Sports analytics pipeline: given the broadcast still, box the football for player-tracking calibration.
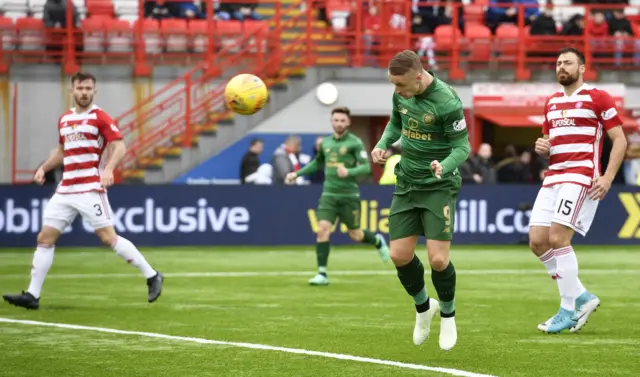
[224,74,269,116]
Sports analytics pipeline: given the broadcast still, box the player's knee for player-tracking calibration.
[389,247,413,266]
[348,230,362,242]
[548,230,571,250]
[316,222,332,242]
[95,227,118,247]
[36,231,57,246]
[529,237,549,254]
[429,253,449,272]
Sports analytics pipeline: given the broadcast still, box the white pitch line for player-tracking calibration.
[0,318,498,377]
[1,269,639,280]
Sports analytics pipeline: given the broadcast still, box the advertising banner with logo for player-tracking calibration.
[472,83,626,108]
[0,185,638,247]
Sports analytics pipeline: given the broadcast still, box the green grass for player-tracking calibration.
[0,246,639,377]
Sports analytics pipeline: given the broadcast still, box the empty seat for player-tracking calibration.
[132,18,161,54]
[16,17,44,50]
[82,17,105,52]
[495,24,520,57]
[0,16,16,50]
[465,23,492,60]
[434,25,462,50]
[188,19,208,53]
[161,19,188,52]
[86,0,115,17]
[106,18,132,52]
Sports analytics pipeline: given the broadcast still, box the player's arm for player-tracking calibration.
[535,99,551,158]
[39,145,64,172]
[597,92,627,182]
[374,95,402,150]
[293,145,324,178]
[440,102,471,175]
[99,115,125,172]
[346,141,372,177]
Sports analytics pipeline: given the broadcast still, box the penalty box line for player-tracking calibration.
[1,269,639,280]
[0,317,498,377]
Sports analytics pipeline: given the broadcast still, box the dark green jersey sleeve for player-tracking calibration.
[375,95,402,150]
[347,140,372,177]
[296,142,325,177]
[439,100,471,175]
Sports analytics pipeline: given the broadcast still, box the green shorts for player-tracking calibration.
[388,178,460,241]
[316,195,361,230]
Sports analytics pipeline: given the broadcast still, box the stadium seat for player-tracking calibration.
[326,0,351,30]
[495,24,519,58]
[86,0,115,17]
[132,18,161,54]
[465,23,492,60]
[161,19,188,52]
[434,25,462,50]
[464,4,485,25]
[82,17,106,52]
[188,20,208,53]
[106,18,132,52]
[0,16,15,50]
[217,21,243,51]
[16,17,44,51]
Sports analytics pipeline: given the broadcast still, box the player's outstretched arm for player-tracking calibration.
[287,148,325,182]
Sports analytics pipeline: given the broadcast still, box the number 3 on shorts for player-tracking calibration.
[557,199,573,216]
[94,204,103,217]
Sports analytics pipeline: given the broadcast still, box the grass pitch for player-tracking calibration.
[0,246,638,377]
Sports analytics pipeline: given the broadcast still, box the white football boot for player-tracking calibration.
[439,315,457,351]
[413,298,439,345]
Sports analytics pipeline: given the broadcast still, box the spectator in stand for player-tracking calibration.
[412,13,438,69]
[587,10,609,56]
[486,0,539,33]
[218,2,263,21]
[43,0,78,28]
[530,6,557,36]
[608,9,639,65]
[561,14,584,36]
[459,143,497,184]
[624,128,640,185]
[271,135,303,185]
[240,138,264,184]
[363,4,381,64]
[145,0,171,19]
[174,1,205,19]
[496,145,532,183]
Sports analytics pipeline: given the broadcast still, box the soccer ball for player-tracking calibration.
[224,74,268,116]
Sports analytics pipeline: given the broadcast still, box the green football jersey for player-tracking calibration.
[296,132,371,197]
[375,72,469,186]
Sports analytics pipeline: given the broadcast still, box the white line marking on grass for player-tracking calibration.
[0,318,497,377]
[1,269,639,280]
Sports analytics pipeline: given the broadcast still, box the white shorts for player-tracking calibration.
[43,191,114,232]
[529,183,599,236]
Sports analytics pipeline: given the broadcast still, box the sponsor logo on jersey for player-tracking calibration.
[399,108,408,114]
[65,133,88,142]
[551,118,576,127]
[339,146,347,155]
[602,108,617,121]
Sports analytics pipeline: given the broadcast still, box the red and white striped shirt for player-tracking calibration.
[541,84,622,188]
[57,104,122,194]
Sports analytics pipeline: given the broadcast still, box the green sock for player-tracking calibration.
[316,242,330,274]
[361,230,379,248]
[431,262,456,315]
[396,255,428,305]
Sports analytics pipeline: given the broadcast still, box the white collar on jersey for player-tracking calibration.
[70,104,100,114]
[562,83,591,97]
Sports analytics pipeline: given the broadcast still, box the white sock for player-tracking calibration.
[111,236,157,279]
[554,246,580,311]
[27,244,55,299]
[538,248,556,277]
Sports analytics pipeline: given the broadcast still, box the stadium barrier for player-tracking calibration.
[1,185,639,247]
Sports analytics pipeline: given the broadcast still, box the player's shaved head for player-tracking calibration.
[388,50,423,76]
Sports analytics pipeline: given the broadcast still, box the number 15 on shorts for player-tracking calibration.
[557,199,574,216]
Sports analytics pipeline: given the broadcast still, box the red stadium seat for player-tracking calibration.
[464,5,484,25]
[161,19,188,52]
[216,20,242,35]
[188,20,207,35]
[82,17,105,32]
[434,25,461,49]
[132,18,161,54]
[465,24,492,60]
[16,17,44,51]
[82,17,106,52]
[0,16,16,50]
[189,20,208,53]
[86,0,115,17]
[495,24,519,57]
[105,19,132,52]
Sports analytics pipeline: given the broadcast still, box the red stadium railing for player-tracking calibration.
[2,0,640,74]
[9,0,640,182]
